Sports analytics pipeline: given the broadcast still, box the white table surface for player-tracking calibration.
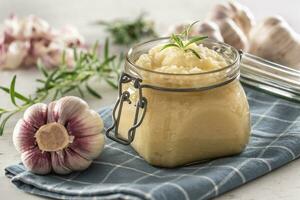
[1,0,300,199]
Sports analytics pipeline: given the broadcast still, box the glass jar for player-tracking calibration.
[106,38,251,168]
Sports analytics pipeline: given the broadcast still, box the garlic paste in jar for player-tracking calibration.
[116,38,250,167]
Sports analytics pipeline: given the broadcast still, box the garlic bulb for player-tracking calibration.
[13,96,105,175]
[248,16,300,68]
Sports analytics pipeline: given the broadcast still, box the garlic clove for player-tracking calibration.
[67,109,104,137]
[0,41,29,69]
[208,4,231,21]
[23,103,47,129]
[69,133,105,160]
[216,18,248,50]
[197,21,224,42]
[54,96,89,125]
[208,2,255,37]
[228,1,255,36]
[47,101,58,123]
[64,148,92,171]
[13,119,37,153]
[51,151,72,174]
[21,147,52,175]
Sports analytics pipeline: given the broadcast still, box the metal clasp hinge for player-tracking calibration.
[105,73,147,145]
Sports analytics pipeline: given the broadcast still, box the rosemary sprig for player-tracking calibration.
[161,22,208,59]
[96,14,157,45]
[0,38,121,136]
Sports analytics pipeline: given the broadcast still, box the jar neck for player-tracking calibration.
[124,37,241,91]
[124,60,240,92]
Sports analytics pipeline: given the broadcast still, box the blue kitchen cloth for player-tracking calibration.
[5,86,300,200]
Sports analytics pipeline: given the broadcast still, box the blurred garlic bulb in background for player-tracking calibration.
[0,15,85,70]
[248,16,300,69]
[13,96,105,175]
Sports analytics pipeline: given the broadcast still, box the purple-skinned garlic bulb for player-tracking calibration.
[13,96,105,175]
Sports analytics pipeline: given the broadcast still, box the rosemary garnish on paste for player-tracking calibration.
[161,21,208,59]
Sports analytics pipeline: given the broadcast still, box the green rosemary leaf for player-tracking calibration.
[37,60,48,77]
[185,48,201,59]
[0,112,16,136]
[73,48,78,61]
[61,50,66,65]
[86,83,102,99]
[52,89,60,101]
[62,85,77,95]
[184,20,200,38]
[184,36,208,48]
[92,40,99,55]
[36,79,46,84]
[77,86,84,98]
[105,78,118,89]
[98,55,116,71]
[97,14,157,45]
[9,75,18,107]
[45,68,59,89]
[160,43,180,51]
[104,38,109,60]
[171,34,184,48]
[0,86,31,103]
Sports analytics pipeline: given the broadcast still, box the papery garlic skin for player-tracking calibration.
[13,96,105,175]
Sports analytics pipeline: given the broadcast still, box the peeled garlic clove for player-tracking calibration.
[216,18,248,50]
[13,96,105,175]
[21,147,52,175]
[197,21,224,42]
[248,16,300,68]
